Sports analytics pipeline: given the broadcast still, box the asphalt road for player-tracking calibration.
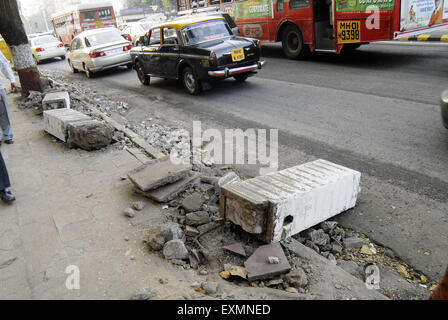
[39,41,448,282]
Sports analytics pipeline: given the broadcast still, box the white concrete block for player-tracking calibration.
[221,159,361,243]
[43,108,90,142]
[42,91,70,110]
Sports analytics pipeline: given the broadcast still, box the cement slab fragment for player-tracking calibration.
[244,242,291,281]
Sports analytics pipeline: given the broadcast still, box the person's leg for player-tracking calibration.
[0,149,15,203]
[0,88,13,142]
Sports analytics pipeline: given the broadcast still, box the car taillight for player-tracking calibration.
[57,43,64,48]
[123,44,133,51]
[88,51,106,58]
[36,47,45,52]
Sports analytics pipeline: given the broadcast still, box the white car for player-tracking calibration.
[121,21,154,45]
[30,34,66,64]
[67,28,133,78]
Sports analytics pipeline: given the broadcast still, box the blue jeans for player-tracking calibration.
[0,88,13,141]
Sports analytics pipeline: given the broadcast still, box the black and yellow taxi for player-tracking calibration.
[129,16,266,94]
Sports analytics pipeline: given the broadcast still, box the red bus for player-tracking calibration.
[176,0,448,59]
[51,2,117,46]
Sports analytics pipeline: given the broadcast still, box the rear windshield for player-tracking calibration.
[85,31,124,47]
[181,20,231,45]
[32,35,58,45]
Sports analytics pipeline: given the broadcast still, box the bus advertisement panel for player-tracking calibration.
[400,0,448,32]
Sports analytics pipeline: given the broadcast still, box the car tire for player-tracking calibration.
[68,60,78,73]
[60,55,66,60]
[136,61,150,85]
[182,66,201,95]
[282,25,309,60]
[84,64,94,78]
[233,73,249,82]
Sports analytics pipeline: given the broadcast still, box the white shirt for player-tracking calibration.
[0,51,16,90]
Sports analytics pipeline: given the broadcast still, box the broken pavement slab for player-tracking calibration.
[244,242,291,281]
[282,238,388,300]
[136,172,200,203]
[222,242,246,257]
[42,91,70,110]
[128,156,191,192]
[43,108,91,142]
[220,159,361,243]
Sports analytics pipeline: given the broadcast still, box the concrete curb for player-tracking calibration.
[397,34,448,41]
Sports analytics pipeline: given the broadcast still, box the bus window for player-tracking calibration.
[277,0,284,12]
[289,0,310,10]
[98,9,112,19]
[81,11,96,21]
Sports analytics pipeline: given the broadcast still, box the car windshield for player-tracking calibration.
[32,35,58,45]
[181,20,231,45]
[85,31,124,47]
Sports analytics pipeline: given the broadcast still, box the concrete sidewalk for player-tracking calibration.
[0,93,206,299]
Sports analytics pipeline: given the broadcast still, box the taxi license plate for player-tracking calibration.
[231,48,244,62]
[337,20,360,43]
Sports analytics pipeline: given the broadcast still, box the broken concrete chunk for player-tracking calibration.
[124,208,136,218]
[185,225,200,237]
[221,159,361,243]
[201,282,219,295]
[182,192,204,212]
[128,156,191,192]
[222,242,246,257]
[285,267,308,289]
[43,108,91,142]
[67,120,114,150]
[136,172,199,203]
[305,240,320,253]
[163,239,188,260]
[267,256,280,264]
[133,201,145,211]
[197,221,222,234]
[331,243,343,255]
[309,229,330,246]
[147,223,183,251]
[244,242,291,281]
[320,221,338,233]
[185,211,210,226]
[42,91,70,111]
[343,237,364,249]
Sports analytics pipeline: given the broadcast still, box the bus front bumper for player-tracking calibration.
[208,60,266,77]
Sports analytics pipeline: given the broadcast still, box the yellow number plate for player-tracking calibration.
[95,20,105,27]
[231,48,244,62]
[337,20,361,43]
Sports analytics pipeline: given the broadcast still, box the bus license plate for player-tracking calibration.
[337,20,360,43]
[231,48,244,62]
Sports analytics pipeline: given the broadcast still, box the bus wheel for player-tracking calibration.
[68,60,78,73]
[282,25,308,60]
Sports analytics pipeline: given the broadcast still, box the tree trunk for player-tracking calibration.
[0,0,43,96]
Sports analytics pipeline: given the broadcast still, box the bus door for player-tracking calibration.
[313,0,335,50]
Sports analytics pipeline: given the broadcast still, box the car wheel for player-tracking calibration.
[282,25,309,60]
[60,55,66,60]
[84,64,94,78]
[68,60,78,73]
[233,73,249,82]
[182,67,201,95]
[136,61,150,85]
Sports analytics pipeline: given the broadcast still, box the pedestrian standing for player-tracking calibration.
[0,50,18,145]
[0,149,15,203]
